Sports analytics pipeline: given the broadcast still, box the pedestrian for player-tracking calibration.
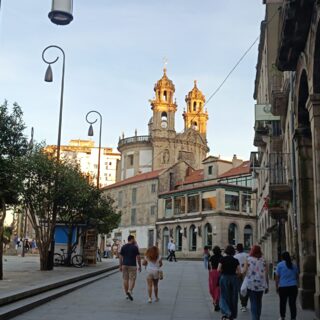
[167,239,177,262]
[218,245,241,320]
[142,245,163,303]
[234,243,249,312]
[208,245,222,311]
[275,251,299,320]
[243,245,269,320]
[119,235,142,301]
[203,245,210,269]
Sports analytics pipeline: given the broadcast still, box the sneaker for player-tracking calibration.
[241,306,247,312]
[126,292,133,301]
[155,297,160,302]
[148,298,152,303]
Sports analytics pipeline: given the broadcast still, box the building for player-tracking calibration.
[116,68,209,181]
[252,1,320,317]
[157,156,256,258]
[45,139,120,188]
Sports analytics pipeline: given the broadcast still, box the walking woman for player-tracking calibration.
[142,246,163,303]
[218,245,241,320]
[244,245,269,320]
[209,246,222,311]
[275,251,299,320]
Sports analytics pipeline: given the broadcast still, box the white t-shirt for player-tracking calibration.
[234,252,248,273]
[170,243,176,251]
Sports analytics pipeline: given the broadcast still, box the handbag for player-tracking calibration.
[240,276,248,296]
[158,270,164,280]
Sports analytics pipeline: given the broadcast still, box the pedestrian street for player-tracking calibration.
[10,261,313,320]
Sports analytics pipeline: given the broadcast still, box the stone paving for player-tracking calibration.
[0,255,118,299]
[5,259,315,320]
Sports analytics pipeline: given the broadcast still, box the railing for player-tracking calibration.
[269,153,291,185]
[118,135,150,147]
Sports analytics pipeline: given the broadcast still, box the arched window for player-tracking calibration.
[193,101,197,111]
[204,223,213,247]
[189,225,197,251]
[163,227,169,256]
[161,112,168,121]
[163,90,167,101]
[175,226,182,251]
[244,225,253,251]
[228,223,238,245]
[192,121,198,130]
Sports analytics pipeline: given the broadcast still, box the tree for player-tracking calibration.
[19,147,120,269]
[0,101,28,280]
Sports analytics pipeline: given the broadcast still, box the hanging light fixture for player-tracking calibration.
[48,0,73,25]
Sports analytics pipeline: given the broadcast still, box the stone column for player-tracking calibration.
[307,95,320,317]
[198,192,202,213]
[185,195,188,213]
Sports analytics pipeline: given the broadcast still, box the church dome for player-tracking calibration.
[185,80,205,102]
[154,68,175,92]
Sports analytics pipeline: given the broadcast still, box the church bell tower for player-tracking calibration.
[183,80,208,140]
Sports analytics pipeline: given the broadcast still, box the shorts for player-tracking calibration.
[122,266,137,281]
[146,270,159,280]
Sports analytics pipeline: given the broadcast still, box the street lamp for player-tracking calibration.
[85,110,102,189]
[42,45,66,161]
[48,0,73,25]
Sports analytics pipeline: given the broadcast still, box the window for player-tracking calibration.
[150,205,156,216]
[175,226,182,251]
[188,194,199,213]
[128,154,134,166]
[151,183,156,193]
[225,191,239,211]
[163,228,170,255]
[189,225,197,251]
[165,198,172,217]
[118,191,123,208]
[163,90,167,101]
[202,191,217,211]
[204,223,213,247]
[148,229,154,248]
[244,225,253,251]
[193,101,197,111]
[131,208,136,225]
[109,161,112,165]
[161,111,168,121]
[132,188,137,205]
[242,193,252,213]
[228,223,238,245]
[174,196,185,214]
[208,166,213,175]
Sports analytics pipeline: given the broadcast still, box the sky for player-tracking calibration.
[0,1,265,160]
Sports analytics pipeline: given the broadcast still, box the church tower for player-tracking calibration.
[183,80,208,140]
[150,68,177,136]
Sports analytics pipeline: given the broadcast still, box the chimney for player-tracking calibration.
[232,154,243,168]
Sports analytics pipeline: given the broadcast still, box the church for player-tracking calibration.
[116,67,209,181]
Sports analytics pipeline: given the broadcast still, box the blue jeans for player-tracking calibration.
[219,274,238,319]
[248,289,264,320]
[203,255,209,269]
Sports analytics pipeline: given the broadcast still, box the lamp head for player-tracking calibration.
[48,0,73,25]
[44,65,53,82]
[88,124,94,137]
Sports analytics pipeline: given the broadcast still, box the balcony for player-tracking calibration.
[118,135,151,148]
[268,206,288,220]
[269,153,292,201]
[276,0,314,71]
[250,151,262,170]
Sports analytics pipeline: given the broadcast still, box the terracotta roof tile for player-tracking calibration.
[102,169,164,190]
[218,161,251,178]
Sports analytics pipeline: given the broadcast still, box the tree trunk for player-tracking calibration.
[66,226,73,266]
[39,246,50,270]
[0,200,6,280]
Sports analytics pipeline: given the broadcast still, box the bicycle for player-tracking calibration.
[53,248,84,268]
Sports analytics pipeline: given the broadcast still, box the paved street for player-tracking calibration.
[10,260,314,320]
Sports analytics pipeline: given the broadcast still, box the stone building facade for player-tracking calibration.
[157,157,256,258]
[252,1,320,317]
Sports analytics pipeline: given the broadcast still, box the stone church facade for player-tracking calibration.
[116,68,209,181]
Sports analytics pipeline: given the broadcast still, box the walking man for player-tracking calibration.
[167,240,177,262]
[234,243,249,312]
[119,235,142,301]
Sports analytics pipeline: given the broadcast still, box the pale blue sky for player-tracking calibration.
[0,1,265,160]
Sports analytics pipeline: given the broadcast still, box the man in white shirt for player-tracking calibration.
[234,243,248,312]
[167,240,177,262]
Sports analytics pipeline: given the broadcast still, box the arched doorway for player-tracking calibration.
[175,226,182,251]
[204,223,213,248]
[244,225,253,251]
[189,225,197,251]
[228,223,238,245]
[295,69,316,309]
[162,227,170,256]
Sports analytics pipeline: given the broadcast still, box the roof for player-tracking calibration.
[218,161,251,178]
[183,169,204,185]
[102,169,164,190]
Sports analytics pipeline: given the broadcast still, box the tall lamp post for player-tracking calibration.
[42,45,65,161]
[85,110,102,189]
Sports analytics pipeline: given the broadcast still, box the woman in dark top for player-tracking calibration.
[218,245,241,320]
[209,246,222,311]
